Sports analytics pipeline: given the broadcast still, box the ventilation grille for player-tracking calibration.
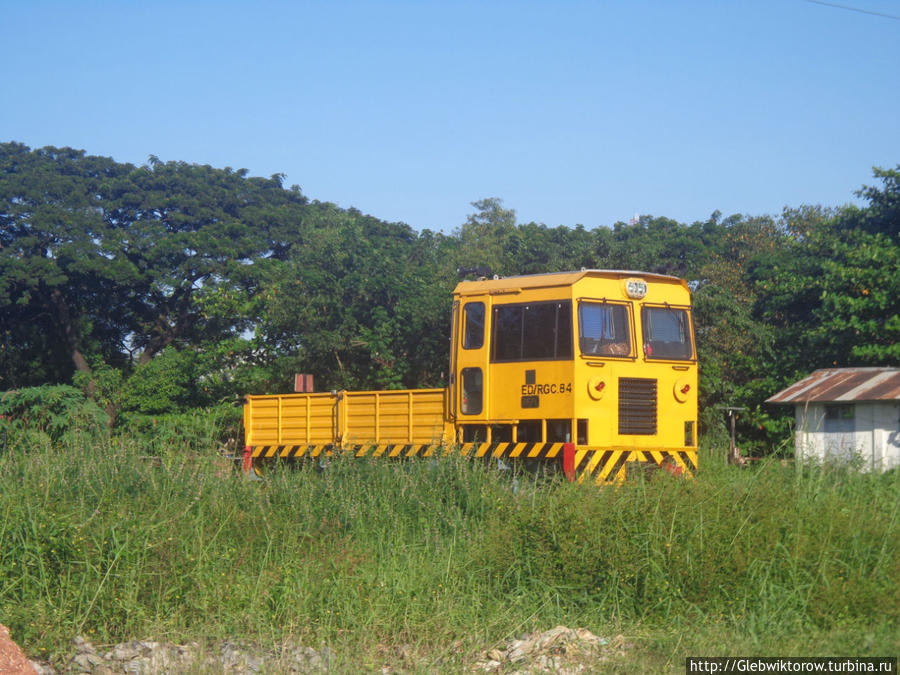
[618,378,657,435]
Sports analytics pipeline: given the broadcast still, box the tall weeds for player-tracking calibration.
[1,436,898,667]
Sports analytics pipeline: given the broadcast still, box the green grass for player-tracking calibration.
[1,432,898,672]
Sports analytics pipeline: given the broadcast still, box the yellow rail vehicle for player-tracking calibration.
[243,269,698,482]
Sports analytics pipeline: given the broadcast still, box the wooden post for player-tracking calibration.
[718,406,747,466]
[729,409,737,464]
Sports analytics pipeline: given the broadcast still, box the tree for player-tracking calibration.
[503,222,596,274]
[0,143,132,388]
[456,198,517,276]
[0,144,309,418]
[256,203,453,391]
[854,166,900,237]
[601,215,716,278]
[754,199,900,370]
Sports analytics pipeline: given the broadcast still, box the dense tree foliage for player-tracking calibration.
[2,142,897,449]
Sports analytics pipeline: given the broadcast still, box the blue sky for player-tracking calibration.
[4,1,899,232]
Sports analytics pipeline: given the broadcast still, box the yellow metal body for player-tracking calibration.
[243,269,698,482]
[244,389,449,457]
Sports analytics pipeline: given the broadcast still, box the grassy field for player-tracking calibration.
[1,431,898,672]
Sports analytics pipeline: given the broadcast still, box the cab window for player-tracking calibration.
[491,301,572,362]
[641,306,694,360]
[460,367,483,414]
[463,302,485,349]
[579,301,631,357]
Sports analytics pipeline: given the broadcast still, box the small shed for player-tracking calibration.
[766,368,900,471]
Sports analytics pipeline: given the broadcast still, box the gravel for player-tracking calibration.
[14,625,626,674]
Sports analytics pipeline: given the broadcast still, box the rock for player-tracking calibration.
[288,644,334,671]
[17,625,627,674]
[22,635,341,674]
[488,648,506,662]
[71,637,93,653]
[29,662,57,675]
[506,638,534,662]
[477,625,626,674]
[73,650,107,670]
[103,642,141,662]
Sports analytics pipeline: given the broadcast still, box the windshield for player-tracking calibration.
[641,306,694,360]
[579,302,631,357]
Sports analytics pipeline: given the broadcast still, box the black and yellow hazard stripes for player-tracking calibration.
[458,442,567,460]
[246,442,697,482]
[249,442,568,461]
[250,444,440,460]
[570,447,697,483]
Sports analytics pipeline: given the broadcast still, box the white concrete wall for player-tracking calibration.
[794,401,900,472]
[795,403,825,462]
[855,403,875,469]
[873,402,900,471]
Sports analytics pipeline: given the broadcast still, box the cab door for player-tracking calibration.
[448,300,459,419]
[454,297,490,437]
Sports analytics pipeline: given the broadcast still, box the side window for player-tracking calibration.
[461,367,483,415]
[579,302,631,356]
[825,404,854,421]
[641,306,694,360]
[463,302,485,349]
[491,301,572,362]
[493,305,522,360]
[523,303,556,358]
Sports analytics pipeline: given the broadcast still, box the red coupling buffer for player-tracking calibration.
[563,442,575,482]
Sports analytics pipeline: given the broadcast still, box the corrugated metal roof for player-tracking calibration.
[766,368,900,404]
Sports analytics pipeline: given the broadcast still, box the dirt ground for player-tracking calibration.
[0,624,37,674]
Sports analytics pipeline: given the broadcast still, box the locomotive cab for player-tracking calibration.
[450,270,698,479]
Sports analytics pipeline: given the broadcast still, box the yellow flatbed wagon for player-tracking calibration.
[243,269,698,482]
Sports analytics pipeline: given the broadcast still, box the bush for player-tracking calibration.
[114,402,242,454]
[0,385,108,450]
